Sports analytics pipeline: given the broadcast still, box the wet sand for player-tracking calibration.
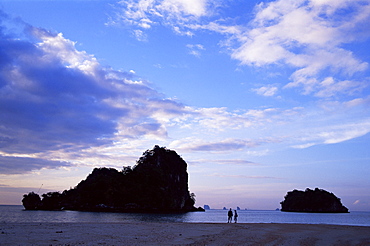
[1,222,369,245]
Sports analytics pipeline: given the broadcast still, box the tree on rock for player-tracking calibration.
[22,192,41,210]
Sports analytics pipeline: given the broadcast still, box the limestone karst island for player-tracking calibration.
[280,188,349,213]
[22,146,204,213]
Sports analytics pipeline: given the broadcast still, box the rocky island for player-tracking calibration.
[280,188,349,213]
[22,146,204,213]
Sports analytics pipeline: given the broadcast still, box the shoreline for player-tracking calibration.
[1,222,370,245]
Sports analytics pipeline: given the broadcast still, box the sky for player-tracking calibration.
[0,0,369,211]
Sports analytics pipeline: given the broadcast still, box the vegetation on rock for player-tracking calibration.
[280,188,349,213]
[22,146,203,213]
[22,192,41,210]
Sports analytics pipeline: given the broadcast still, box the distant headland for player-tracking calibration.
[22,146,204,213]
[280,188,349,213]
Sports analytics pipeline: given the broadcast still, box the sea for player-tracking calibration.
[1,205,369,226]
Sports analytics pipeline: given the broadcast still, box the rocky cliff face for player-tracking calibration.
[280,188,349,213]
[22,146,202,212]
[132,145,195,211]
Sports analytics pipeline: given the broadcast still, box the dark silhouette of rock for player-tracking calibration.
[204,205,210,210]
[280,188,349,213]
[131,145,195,212]
[22,146,203,213]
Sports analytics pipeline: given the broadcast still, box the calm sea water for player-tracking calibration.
[1,205,369,226]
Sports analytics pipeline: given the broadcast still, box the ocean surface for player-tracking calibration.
[1,205,369,226]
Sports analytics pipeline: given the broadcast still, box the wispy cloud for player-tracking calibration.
[109,0,214,36]
[170,137,279,153]
[189,139,261,152]
[186,44,205,57]
[170,100,370,151]
[230,0,370,97]
[181,106,284,132]
[209,173,282,180]
[113,0,370,97]
[188,159,259,167]
[252,85,278,97]
[289,111,370,148]
[0,156,71,174]
[208,159,259,166]
[318,121,370,144]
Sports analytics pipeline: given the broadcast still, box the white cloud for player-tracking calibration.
[186,44,204,50]
[353,199,361,205]
[319,122,370,144]
[182,107,284,132]
[191,159,259,166]
[111,0,213,36]
[314,77,367,98]
[33,30,100,76]
[132,29,147,41]
[169,100,370,152]
[186,44,205,57]
[344,96,370,108]
[169,135,280,154]
[231,0,370,97]
[253,85,278,96]
[209,173,281,180]
[291,143,316,149]
[113,0,370,97]
[289,118,370,148]
[285,48,368,95]
[158,0,208,17]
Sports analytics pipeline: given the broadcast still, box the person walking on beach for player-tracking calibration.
[234,210,238,223]
[227,208,233,223]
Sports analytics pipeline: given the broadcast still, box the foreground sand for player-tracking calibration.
[1,222,369,246]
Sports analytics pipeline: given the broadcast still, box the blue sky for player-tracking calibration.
[0,0,369,211]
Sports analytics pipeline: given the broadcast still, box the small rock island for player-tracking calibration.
[22,146,204,213]
[280,188,349,213]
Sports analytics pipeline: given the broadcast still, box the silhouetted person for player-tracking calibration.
[234,210,238,223]
[227,208,233,223]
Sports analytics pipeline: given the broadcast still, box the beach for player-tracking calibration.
[1,222,369,245]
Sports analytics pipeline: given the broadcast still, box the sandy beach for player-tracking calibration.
[1,222,369,245]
